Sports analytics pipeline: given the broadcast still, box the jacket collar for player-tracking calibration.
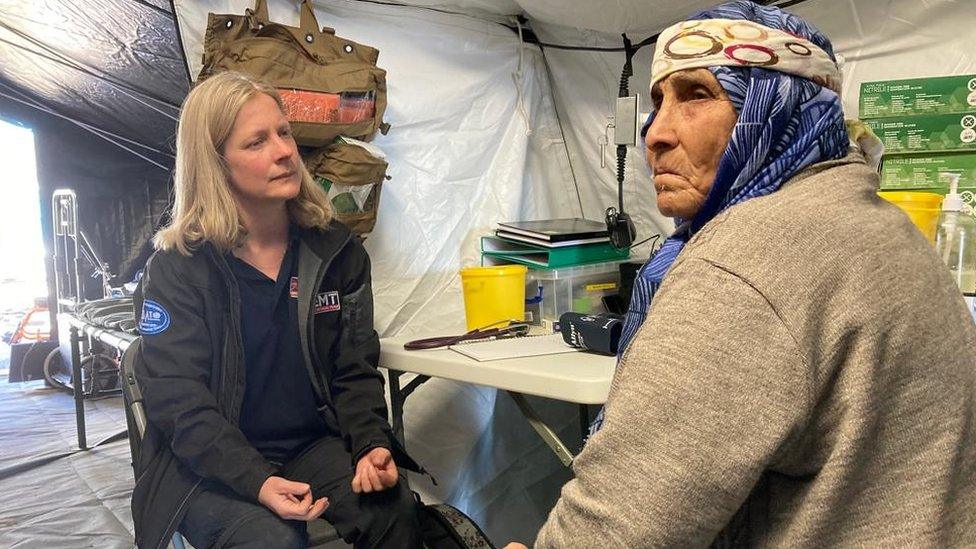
[192,220,353,287]
[297,219,353,262]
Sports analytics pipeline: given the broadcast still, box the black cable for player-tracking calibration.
[768,0,813,10]
[126,0,172,16]
[627,233,661,252]
[518,0,812,52]
[616,34,636,213]
[537,43,629,52]
[616,145,626,211]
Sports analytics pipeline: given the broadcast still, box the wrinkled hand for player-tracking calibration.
[504,543,528,549]
[352,447,398,493]
[258,476,328,521]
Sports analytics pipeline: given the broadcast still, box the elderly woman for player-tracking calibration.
[510,1,976,547]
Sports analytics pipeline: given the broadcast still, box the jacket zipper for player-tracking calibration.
[303,236,435,482]
[304,233,349,381]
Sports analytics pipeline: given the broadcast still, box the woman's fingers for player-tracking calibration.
[351,460,397,493]
[283,494,328,521]
[296,488,313,509]
[377,465,398,488]
[351,467,364,493]
[301,497,329,521]
[370,448,392,467]
[366,463,383,492]
[279,479,312,498]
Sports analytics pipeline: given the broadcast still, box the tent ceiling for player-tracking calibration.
[0,0,787,160]
[380,0,724,36]
[0,0,188,166]
[0,0,751,164]
[0,0,721,289]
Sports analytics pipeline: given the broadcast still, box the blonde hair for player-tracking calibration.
[154,71,333,255]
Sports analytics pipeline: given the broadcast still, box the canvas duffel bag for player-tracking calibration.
[199,0,389,146]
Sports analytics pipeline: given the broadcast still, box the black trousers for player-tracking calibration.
[178,436,422,549]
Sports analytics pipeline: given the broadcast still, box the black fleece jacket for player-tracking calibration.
[130,221,420,549]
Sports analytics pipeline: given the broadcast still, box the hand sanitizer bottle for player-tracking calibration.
[934,174,976,317]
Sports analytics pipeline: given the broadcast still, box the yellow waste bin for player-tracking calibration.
[878,191,943,243]
[459,265,527,331]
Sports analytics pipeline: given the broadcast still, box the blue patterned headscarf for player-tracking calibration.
[591,1,848,434]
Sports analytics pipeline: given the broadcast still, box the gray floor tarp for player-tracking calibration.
[0,372,582,548]
[0,381,134,548]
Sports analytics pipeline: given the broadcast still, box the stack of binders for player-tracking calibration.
[481,218,629,269]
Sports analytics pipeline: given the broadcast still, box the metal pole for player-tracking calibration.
[51,193,63,314]
[69,193,82,304]
[70,325,87,449]
[508,391,575,467]
[52,190,83,309]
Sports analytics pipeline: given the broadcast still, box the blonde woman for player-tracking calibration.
[130,72,423,549]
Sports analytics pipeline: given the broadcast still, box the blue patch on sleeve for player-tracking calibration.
[138,300,171,335]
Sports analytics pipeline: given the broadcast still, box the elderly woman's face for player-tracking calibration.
[645,68,737,219]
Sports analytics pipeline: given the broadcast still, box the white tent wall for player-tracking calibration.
[789,0,976,116]
[174,0,582,337]
[169,0,976,545]
[532,0,976,259]
[529,23,671,259]
[173,0,589,544]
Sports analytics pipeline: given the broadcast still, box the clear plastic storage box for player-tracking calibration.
[524,261,623,325]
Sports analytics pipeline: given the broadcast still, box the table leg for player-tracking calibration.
[387,370,430,450]
[389,370,405,446]
[578,404,590,450]
[70,326,87,450]
[507,391,575,467]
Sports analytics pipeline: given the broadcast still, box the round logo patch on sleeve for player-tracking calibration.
[138,300,171,335]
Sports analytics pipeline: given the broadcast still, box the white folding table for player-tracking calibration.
[379,336,615,465]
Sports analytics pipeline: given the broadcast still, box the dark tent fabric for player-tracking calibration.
[0,0,189,301]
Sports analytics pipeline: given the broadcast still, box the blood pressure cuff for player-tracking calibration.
[558,312,623,356]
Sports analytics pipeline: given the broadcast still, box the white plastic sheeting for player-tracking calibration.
[533,0,976,283]
[376,0,722,35]
[174,1,581,338]
[791,0,976,117]
[528,25,672,256]
[170,0,976,544]
[173,0,586,543]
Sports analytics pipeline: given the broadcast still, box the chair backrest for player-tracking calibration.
[119,338,146,467]
[119,338,190,549]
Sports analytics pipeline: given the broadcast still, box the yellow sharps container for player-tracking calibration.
[459,265,527,331]
[878,191,943,243]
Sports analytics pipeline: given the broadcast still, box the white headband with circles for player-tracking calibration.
[651,18,841,93]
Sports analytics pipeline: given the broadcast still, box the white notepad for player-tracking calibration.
[449,333,578,362]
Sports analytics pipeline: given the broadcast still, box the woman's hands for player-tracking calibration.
[257,446,397,522]
[258,476,328,521]
[352,447,398,493]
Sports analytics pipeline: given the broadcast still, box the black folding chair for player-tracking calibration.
[120,339,346,548]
